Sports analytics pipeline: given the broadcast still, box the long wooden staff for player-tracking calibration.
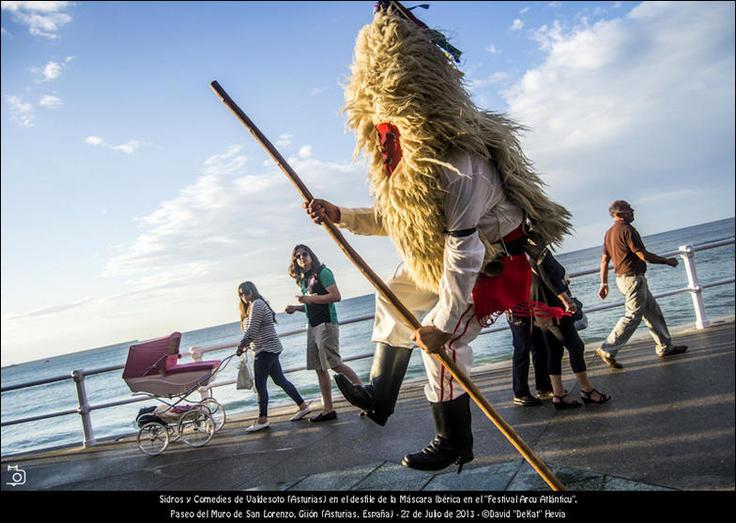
[210,80,564,491]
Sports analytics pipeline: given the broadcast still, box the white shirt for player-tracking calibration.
[338,150,523,333]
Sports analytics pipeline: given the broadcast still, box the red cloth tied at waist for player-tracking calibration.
[471,229,569,326]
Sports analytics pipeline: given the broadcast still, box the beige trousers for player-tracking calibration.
[601,274,672,355]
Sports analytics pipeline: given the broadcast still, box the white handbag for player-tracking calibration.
[236,353,254,390]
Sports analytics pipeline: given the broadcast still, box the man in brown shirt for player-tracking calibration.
[596,200,687,369]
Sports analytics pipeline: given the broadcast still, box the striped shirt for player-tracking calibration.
[240,299,283,355]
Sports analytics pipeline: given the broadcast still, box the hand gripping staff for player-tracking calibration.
[210,80,565,491]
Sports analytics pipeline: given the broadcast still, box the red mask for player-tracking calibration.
[376,123,402,176]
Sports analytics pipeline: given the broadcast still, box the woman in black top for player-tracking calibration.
[528,247,611,409]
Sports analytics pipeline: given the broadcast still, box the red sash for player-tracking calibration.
[471,231,569,326]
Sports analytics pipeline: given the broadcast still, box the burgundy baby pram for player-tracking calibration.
[123,332,221,396]
[122,332,231,455]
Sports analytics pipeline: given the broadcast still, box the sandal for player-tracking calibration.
[581,388,611,405]
[552,394,581,410]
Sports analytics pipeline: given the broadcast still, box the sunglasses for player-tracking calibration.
[294,252,310,259]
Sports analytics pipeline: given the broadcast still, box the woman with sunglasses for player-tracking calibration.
[236,281,312,432]
[285,245,363,422]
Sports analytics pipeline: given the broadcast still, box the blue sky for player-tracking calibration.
[1,1,734,365]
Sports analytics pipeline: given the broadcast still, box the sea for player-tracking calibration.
[1,218,734,457]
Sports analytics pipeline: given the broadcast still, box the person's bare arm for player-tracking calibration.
[634,250,678,267]
[599,254,610,300]
[284,305,305,314]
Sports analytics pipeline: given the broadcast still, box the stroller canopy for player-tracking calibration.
[122,332,222,397]
[123,332,182,380]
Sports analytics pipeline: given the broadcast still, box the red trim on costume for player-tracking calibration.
[445,305,473,401]
[440,361,445,402]
[449,346,455,400]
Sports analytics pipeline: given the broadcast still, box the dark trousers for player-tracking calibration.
[541,317,587,375]
[510,317,552,397]
[253,351,304,417]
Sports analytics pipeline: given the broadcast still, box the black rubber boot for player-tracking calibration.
[401,394,474,473]
[334,343,412,426]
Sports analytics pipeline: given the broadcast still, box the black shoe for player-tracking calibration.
[309,411,337,423]
[657,345,688,358]
[552,394,582,410]
[401,435,473,472]
[402,395,473,474]
[334,374,375,411]
[334,344,411,427]
[580,388,611,405]
[513,395,542,407]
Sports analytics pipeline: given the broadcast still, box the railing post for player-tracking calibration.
[679,244,710,330]
[189,347,203,362]
[71,369,96,447]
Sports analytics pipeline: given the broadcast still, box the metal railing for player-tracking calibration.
[2,239,734,451]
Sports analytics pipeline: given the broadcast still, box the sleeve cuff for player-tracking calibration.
[336,207,357,230]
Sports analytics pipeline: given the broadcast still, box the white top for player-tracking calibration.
[338,150,523,334]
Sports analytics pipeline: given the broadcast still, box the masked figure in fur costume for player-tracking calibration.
[305,2,572,472]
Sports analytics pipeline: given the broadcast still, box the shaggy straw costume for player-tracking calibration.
[334,4,572,472]
[344,9,572,292]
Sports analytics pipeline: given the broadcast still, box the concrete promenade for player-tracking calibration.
[2,318,734,492]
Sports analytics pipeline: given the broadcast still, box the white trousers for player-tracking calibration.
[371,264,482,403]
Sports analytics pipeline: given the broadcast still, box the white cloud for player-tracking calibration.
[310,87,328,96]
[84,135,145,154]
[203,144,247,175]
[486,44,501,55]
[39,94,62,108]
[42,61,62,80]
[532,20,565,51]
[5,95,34,127]
[470,72,510,89]
[504,1,735,249]
[1,1,74,39]
[32,58,73,82]
[111,140,141,154]
[298,145,313,158]
[8,297,95,320]
[1,26,12,38]
[511,19,524,32]
[102,145,367,294]
[276,133,292,147]
[520,7,530,15]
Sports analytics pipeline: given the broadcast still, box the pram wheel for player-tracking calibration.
[201,398,227,432]
[178,407,215,448]
[137,421,170,456]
